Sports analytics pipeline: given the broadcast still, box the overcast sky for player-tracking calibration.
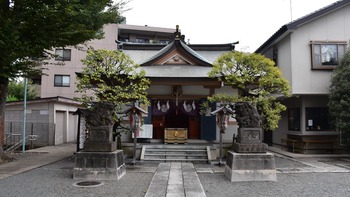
[123,0,339,52]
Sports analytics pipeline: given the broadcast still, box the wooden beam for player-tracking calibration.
[148,94,209,100]
[149,78,221,86]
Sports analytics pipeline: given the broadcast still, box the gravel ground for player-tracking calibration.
[0,157,153,197]
[193,155,311,169]
[199,173,350,197]
[1,152,48,163]
[1,155,350,197]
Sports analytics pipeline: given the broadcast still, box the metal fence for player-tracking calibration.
[4,121,55,146]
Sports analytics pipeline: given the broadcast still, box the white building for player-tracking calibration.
[256,0,350,153]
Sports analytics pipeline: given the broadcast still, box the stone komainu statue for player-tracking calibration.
[85,102,115,126]
[234,102,261,128]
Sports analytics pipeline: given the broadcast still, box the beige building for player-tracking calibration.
[5,97,81,146]
[32,24,177,99]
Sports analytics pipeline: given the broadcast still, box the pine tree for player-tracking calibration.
[207,51,291,131]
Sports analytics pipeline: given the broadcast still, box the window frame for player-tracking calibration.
[55,48,71,61]
[288,108,301,131]
[305,107,334,131]
[54,75,70,87]
[310,41,347,70]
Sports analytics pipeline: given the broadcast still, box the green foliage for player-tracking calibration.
[329,49,350,150]
[0,0,127,151]
[76,49,150,121]
[6,79,37,101]
[0,0,126,79]
[207,51,291,131]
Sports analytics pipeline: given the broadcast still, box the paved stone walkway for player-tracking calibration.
[145,162,206,197]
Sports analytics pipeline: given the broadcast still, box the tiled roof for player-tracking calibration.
[140,39,212,67]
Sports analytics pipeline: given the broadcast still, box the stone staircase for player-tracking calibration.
[140,144,211,163]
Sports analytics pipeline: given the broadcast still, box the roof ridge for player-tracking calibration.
[287,0,348,28]
[140,39,213,67]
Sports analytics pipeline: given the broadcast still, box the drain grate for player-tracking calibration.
[73,181,104,188]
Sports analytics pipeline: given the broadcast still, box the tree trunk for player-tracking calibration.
[0,145,13,162]
[0,76,10,161]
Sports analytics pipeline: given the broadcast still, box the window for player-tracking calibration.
[160,40,169,44]
[118,36,129,42]
[135,38,149,43]
[288,108,300,131]
[305,107,334,131]
[310,41,347,70]
[54,75,70,87]
[55,49,71,61]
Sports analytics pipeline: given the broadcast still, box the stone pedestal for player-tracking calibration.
[225,151,277,182]
[233,142,268,153]
[234,128,267,153]
[84,125,117,152]
[73,150,126,180]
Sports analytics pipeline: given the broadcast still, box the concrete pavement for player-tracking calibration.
[0,143,76,180]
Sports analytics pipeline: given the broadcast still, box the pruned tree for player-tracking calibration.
[207,51,291,131]
[76,49,150,148]
[0,0,127,161]
[329,49,350,151]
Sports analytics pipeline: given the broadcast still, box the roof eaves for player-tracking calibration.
[255,25,289,53]
[179,41,212,67]
[6,96,81,106]
[287,0,350,29]
[140,41,175,66]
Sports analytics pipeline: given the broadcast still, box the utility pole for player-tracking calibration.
[290,0,293,21]
[22,78,27,153]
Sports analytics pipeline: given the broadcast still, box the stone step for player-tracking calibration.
[143,158,208,162]
[145,150,206,153]
[144,153,207,157]
[141,145,210,163]
[144,155,207,159]
[143,145,208,149]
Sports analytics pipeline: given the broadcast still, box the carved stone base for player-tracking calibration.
[73,150,126,180]
[84,125,116,152]
[233,142,268,153]
[84,141,117,152]
[225,151,277,182]
[237,128,263,144]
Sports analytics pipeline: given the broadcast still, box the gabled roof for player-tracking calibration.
[255,0,350,53]
[119,26,237,78]
[140,39,213,67]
